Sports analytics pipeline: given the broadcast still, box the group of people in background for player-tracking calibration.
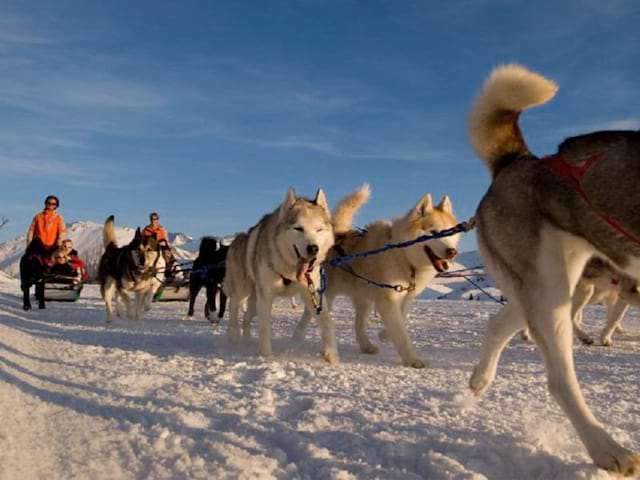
[24,195,171,292]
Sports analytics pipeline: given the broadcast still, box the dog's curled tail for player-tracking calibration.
[469,64,558,177]
[103,215,117,249]
[333,184,371,234]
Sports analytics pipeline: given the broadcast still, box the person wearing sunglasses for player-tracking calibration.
[47,247,81,284]
[142,212,169,243]
[26,195,66,253]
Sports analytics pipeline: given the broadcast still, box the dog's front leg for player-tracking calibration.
[292,306,313,342]
[255,287,274,357]
[242,294,256,340]
[571,283,595,345]
[469,302,525,395]
[377,298,424,368]
[309,294,339,364]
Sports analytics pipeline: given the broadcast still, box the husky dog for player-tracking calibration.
[223,188,338,362]
[294,185,460,367]
[571,258,640,346]
[467,64,640,474]
[188,236,228,322]
[99,215,164,322]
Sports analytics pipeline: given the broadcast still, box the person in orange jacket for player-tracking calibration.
[26,195,65,254]
[143,212,168,243]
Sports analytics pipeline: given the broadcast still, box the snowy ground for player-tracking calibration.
[1,276,639,480]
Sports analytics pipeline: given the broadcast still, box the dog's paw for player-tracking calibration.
[405,358,428,369]
[590,441,640,476]
[322,349,340,365]
[601,336,613,347]
[615,325,626,334]
[469,366,492,397]
[359,342,379,355]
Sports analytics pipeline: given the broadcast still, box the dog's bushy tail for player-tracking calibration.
[333,184,370,234]
[103,215,117,249]
[469,64,558,177]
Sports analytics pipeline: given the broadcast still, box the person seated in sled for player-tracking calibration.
[47,248,82,284]
[143,212,174,278]
[61,238,88,282]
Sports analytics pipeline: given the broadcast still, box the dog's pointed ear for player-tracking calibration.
[279,187,297,221]
[313,188,329,213]
[135,228,142,240]
[410,193,433,218]
[437,195,453,214]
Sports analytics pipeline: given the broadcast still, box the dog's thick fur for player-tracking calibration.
[294,185,460,367]
[468,64,640,474]
[188,236,228,322]
[223,188,337,362]
[99,215,164,322]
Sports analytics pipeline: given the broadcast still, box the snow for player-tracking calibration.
[1,274,638,479]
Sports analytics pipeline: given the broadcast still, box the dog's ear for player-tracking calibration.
[410,193,433,218]
[279,187,297,221]
[313,188,329,213]
[437,195,453,214]
[134,228,142,240]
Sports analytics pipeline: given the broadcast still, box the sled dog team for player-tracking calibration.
[96,64,640,474]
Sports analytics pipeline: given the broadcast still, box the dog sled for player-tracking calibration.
[153,260,192,302]
[42,274,84,302]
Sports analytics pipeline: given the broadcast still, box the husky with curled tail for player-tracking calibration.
[468,64,640,474]
[294,184,460,368]
[222,188,338,363]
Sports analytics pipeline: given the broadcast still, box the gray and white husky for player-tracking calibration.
[294,185,460,368]
[99,215,164,322]
[222,188,338,363]
[467,64,640,474]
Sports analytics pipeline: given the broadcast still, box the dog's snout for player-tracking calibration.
[445,248,458,259]
[307,244,319,256]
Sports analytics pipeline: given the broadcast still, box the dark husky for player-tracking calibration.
[99,215,163,322]
[187,236,228,323]
[468,64,640,474]
[19,238,49,310]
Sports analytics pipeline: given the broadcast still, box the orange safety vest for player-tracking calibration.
[143,224,168,242]
[27,211,65,248]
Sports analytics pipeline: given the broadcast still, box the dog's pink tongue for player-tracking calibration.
[296,259,310,282]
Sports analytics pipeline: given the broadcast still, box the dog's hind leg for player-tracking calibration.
[470,301,526,395]
[571,283,595,345]
[216,288,227,322]
[205,283,217,321]
[354,299,377,354]
[227,295,246,341]
[188,281,201,317]
[520,234,639,474]
[377,298,424,368]
[242,294,256,340]
[103,280,116,323]
[600,300,629,347]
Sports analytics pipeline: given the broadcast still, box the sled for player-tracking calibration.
[153,260,192,302]
[42,274,84,302]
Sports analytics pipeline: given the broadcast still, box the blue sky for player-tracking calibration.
[1,0,638,252]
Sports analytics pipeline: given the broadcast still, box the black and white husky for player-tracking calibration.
[99,215,164,322]
[468,64,640,474]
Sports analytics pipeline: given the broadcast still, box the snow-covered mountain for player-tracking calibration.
[0,221,227,280]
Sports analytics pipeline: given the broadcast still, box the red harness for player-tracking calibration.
[544,152,640,246]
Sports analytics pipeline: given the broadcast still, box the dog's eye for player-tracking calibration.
[316,228,324,233]
[294,227,304,232]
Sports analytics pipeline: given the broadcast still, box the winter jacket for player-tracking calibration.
[27,211,65,248]
[143,224,168,242]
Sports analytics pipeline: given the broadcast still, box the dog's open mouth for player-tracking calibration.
[424,245,449,273]
[294,245,317,282]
